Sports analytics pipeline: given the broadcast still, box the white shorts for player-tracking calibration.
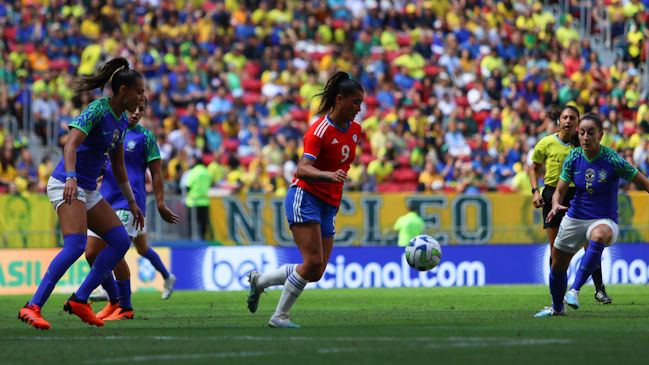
[88,209,146,239]
[47,176,103,211]
[554,216,619,254]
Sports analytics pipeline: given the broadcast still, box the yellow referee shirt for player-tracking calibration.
[531,133,575,187]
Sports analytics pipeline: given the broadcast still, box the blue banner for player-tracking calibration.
[170,244,649,291]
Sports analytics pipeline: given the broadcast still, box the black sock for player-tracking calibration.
[110,299,119,305]
[69,293,86,304]
[591,262,603,292]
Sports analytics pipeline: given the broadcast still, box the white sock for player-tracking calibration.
[258,264,297,290]
[272,271,308,318]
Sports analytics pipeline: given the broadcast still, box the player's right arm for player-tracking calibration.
[529,139,546,208]
[296,157,348,183]
[547,149,576,222]
[62,128,87,205]
[149,158,180,224]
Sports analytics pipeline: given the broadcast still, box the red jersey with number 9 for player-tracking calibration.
[293,115,361,207]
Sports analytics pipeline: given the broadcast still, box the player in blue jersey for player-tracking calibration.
[246,72,364,328]
[85,96,180,321]
[535,113,649,317]
[18,58,145,329]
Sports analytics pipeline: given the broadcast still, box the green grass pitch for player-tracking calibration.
[1,285,648,364]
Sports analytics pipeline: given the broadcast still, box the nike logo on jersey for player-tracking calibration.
[103,130,113,135]
[332,138,339,144]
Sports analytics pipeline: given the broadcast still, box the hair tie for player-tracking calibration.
[109,65,127,84]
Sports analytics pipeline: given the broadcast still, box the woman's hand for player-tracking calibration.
[63,178,78,205]
[129,200,145,230]
[532,190,544,208]
[545,203,568,223]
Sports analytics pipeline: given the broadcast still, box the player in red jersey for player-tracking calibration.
[246,71,364,328]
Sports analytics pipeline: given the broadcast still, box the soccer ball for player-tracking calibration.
[405,235,442,271]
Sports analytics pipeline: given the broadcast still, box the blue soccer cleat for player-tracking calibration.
[268,315,300,328]
[564,289,580,309]
[534,306,567,317]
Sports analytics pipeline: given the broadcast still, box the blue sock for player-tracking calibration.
[142,247,169,279]
[101,274,119,301]
[571,240,606,292]
[30,233,86,308]
[116,280,132,308]
[549,269,567,312]
[74,226,130,301]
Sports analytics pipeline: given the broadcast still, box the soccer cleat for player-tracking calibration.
[96,300,120,319]
[104,307,134,321]
[18,303,51,330]
[565,289,580,309]
[595,285,612,304]
[534,306,567,317]
[162,273,177,300]
[268,315,300,328]
[89,288,110,302]
[63,295,104,326]
[247,271,264,313]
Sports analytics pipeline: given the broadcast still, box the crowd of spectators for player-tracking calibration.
[2,0,649,198]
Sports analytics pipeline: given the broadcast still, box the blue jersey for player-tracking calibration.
[560,146,637,222]
[52,98,128,190]
[101,124,161,216]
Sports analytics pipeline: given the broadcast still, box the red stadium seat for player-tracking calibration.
[396,155,411,168]
[245,61,262,78]
[223,138,240,153]
[332,19,345,29]
[202,154,214,165]
[290,108,309,124]
[242,78,262,93]
[49,59,69,70]
[424,65,441,77]
[360,153,374,165]
[3,26,16,41]
[364,95,379,109]
[242,92,260,105]
[397,33,412,47]
[393,167,418,182]
[240,155,255,167]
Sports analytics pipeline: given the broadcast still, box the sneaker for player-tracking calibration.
[268,315,300,328]
[89,288,110,302]
[564,289,580,309]
[96,300,120,319]
[63,295,104,327]
[247,271,264,313]
[162,273,176,300]
[595,285,612,304]
[104,307,134,321]
[18,303,51,330]
[534,306,567,317]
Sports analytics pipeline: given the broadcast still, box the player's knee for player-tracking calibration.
[304,261,325,282]
[85,250,98,265]
[103,226,131,256]
[136,245,147,256]
[590,225,613,245]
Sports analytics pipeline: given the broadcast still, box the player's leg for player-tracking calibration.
[86,234,120,318]
[134,232,176,299]
[570,221,617,297]
[584,241,611,304]
[105,257,134,320]
[64,198,129,326]
[269,222,322,328]
[19,199,87,329]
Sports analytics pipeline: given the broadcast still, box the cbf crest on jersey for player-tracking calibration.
[598,169,608,182]
[126,139,137,152]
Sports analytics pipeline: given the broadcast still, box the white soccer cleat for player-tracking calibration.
[564,289,580,309]
[268,314,300,328]
[89,288,110,302]
[162,273,177,300]
[534,306,567,317]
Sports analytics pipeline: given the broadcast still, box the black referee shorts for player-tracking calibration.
[542,185,576,229]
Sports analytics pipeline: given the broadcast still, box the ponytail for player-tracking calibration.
[73,57,142,95]
[314,71,364,116]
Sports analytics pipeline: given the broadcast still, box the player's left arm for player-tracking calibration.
[110,143,144,229]
[631,171,649,192]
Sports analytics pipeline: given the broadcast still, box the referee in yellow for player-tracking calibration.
[529,105,611,304]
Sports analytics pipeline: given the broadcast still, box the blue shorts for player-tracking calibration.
[285,186,338,238]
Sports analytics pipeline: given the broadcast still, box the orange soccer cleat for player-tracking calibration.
[96,300,120,319]
[18,303,51,330]
[63,295,104,326]
[104,307,134,321]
